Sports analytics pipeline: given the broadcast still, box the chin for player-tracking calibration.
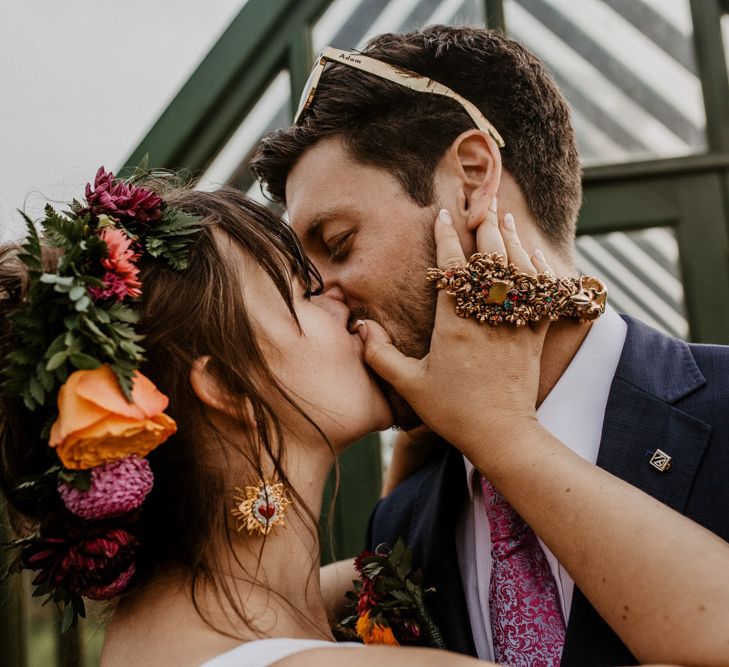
[375,376,422,431]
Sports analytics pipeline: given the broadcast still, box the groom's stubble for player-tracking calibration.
[350,207,439,430]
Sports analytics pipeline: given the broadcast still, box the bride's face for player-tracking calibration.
[241,251,393,449]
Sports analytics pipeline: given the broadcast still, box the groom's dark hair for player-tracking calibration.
[252,25,582,253]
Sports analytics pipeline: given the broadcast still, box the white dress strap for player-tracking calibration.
[200,638,361,667]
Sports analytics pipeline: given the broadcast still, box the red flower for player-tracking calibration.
[85,166,162,224]
[353,550,375,574]
[89,227,142,302]
[22,519,139,600]
[393,617,423,644]
[357,575,380,615]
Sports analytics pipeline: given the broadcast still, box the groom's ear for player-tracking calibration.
[446,129,502,231]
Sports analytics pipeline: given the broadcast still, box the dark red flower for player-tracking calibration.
[393,617,423,644]
[85,166,162,225]
[22,518,139,600]
[357,576,380,615]
[353,550,375,575]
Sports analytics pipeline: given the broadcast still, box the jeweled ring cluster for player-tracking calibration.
[426,252,607,327]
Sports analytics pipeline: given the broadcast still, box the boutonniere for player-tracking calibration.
[340,539,446,648]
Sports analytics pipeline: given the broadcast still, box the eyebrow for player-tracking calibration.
[299,206,358,242]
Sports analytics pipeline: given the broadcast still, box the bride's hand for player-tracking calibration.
[358,201,554,468]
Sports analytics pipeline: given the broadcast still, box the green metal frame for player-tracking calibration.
[5,0,729,664]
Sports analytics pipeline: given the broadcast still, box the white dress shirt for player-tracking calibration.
[455,306,628,661]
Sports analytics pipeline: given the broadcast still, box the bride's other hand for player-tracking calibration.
[358,201,552,469]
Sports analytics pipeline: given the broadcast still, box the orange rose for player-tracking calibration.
[49,365,176,470]
[355,611,399,646]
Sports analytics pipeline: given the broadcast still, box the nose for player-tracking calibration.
[316,263,343,293]
[324,285,346,304]
[314,288,350,326]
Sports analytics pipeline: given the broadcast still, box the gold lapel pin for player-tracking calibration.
[649,449,672,472]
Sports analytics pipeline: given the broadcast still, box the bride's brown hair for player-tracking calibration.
[0,184,332,636]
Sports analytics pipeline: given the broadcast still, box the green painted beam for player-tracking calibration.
[583,153,729,183]
[289,27,315,118]
[580,177,689,235]
[674,173,729,343]
[484,0,506,31]
[690,0,729,153]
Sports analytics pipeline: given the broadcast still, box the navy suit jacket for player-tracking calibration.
[366,316,729,665]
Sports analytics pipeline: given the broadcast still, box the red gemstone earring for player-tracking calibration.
[231,479,292,536]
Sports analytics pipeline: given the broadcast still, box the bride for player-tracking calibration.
[0,171,725,666]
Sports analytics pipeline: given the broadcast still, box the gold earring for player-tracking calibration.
[231,479,292,536]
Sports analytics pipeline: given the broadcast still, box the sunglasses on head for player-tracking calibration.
[294,46,506,149]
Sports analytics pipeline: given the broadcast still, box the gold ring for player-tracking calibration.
[426,252,607,326]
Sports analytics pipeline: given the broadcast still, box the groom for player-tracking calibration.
[252,26,729,665]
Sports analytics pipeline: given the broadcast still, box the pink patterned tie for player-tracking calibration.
[481,476,565,666]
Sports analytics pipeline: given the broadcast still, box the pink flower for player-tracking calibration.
[22,521,139,600]
[85,166,162,224]
[88,271,132,302]
[89,227,141,302]
[58,456,154,520]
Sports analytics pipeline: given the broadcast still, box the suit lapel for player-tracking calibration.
[562,316,712,664]
[408,445,477,656]
[594,316,711,512]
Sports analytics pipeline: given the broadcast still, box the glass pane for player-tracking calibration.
[313,0,485,54]
[576,226,689,339]
[504,0,707,167]
[197,70,291,205]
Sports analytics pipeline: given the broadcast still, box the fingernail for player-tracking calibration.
[503,213,515,230]
[534,249,546,263]
[489,196,497,213]
[438,209,453,225]
[356,319,368,341]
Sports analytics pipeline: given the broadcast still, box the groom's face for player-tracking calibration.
[286,137,440,428]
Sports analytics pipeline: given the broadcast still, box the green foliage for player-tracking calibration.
[342,539,447,649]
[0,164,202,630]
[144,208,201,270]
[0,206,146,406]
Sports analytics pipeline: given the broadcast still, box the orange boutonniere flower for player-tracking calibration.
[355,610,399,645]
[49,365,176,470]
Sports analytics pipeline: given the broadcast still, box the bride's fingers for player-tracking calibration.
[500,212,537,275]
[435,208,482,317]
[531,248,555,276]
[435,209,466,269]
[359,319,420,396]
[475,196,507,258]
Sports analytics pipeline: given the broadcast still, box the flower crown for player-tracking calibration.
[1,162,201,630]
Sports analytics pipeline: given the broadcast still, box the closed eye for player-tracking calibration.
[327,232,353,261]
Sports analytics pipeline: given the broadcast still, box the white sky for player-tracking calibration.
[0,1,246,242]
